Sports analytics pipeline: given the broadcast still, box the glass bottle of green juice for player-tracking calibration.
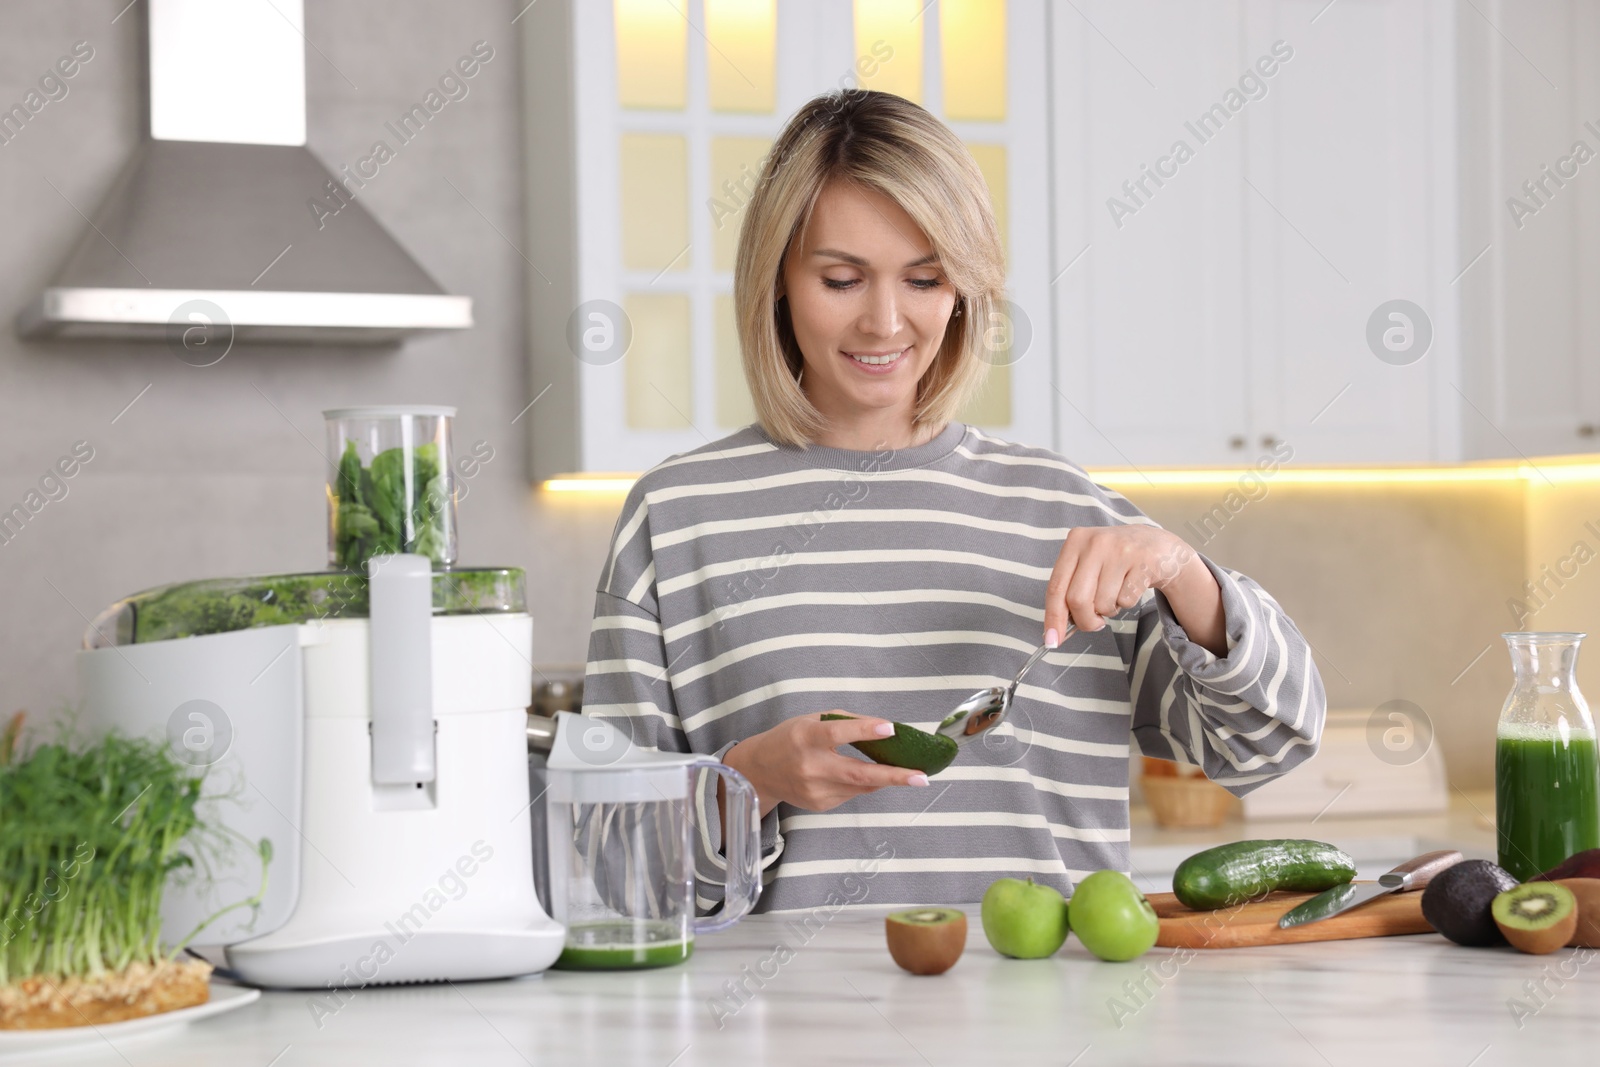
[1495,632,1599,881]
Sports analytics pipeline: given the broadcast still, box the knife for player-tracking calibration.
[1277,850,1464,929]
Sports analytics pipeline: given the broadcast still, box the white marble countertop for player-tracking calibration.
[33,901,1600,1067]
[28,792,1575,1067]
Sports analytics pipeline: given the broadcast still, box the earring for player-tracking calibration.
[953,300,964,318]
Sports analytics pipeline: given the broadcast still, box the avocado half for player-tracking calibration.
[821,713,959,775]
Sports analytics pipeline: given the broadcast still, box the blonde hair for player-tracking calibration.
[734,90,1007,448]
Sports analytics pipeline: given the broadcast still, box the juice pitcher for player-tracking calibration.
[1496,632,1600,881]
[541,712,762,969]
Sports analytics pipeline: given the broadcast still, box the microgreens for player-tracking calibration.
[0,714,269,986]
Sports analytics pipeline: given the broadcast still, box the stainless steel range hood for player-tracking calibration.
[18,0,471,345]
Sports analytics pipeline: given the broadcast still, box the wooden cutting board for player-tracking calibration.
[1148,886,1435,948]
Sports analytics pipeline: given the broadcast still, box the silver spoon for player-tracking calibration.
[935,624,1077,747]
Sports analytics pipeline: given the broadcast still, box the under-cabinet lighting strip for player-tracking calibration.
[542,476,641,493]
[1094,467,1524,488]
[542,462,1600,493]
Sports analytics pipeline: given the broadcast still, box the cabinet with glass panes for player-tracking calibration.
[522,0,1051,480]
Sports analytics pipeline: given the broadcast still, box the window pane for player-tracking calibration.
[706,0,776,113]
[710,136,771,272]
[941,0,1005,121]
[966,142,1008,265]
[624,293,693,429]
[965,143,1013,421]
[714,294,758,429]
[853,0,923,104]
[615,0,687,109]
[960,362,1011,426]
[620,133,690,273]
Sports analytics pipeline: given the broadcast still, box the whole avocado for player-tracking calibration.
[1421,859,1519,947]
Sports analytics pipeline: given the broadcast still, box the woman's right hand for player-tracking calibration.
[722,712,931,817]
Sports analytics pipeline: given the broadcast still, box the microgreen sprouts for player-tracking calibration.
[0,716,268,986]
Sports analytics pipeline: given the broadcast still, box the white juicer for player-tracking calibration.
[76,406,564,989]
[76,554,565,988]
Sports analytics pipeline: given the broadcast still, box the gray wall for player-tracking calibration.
[0,2,1552,790]
[1127,482,1527,792]
[0,1,618,725]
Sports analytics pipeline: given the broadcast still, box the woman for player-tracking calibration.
[583,91,1324,914]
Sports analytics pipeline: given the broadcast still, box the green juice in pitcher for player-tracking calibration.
[1495,633,1597,881]
[553,920,693,971]
[1496,728,1600,881]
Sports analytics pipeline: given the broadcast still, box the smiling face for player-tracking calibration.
[778,181,958,441]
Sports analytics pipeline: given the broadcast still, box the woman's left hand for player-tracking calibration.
[1043,525,1223,653]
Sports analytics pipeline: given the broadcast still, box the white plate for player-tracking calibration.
[0,981,260,1059]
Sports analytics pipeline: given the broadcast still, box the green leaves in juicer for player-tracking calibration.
[332,439,448,570]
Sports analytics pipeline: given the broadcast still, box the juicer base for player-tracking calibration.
[225,919,567,989]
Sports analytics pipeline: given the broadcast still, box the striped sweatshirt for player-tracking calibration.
[582,421,1326,914]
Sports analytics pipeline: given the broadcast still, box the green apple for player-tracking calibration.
[1068,870,1159,962]
[980,877,1070,959]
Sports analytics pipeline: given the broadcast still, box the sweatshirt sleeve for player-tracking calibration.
[580,485,784,915]
[1127,553,1327,796]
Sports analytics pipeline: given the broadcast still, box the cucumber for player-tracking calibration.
[820,713,958,775]
[1171,839,1356,911]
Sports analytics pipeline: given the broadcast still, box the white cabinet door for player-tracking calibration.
[1460,0,1600,459]
[1051,0,1459,469]
[1242,0,1454,465]
[1052,1,1251,469]
[1576,0,1600,448]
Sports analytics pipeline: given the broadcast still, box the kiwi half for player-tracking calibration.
[1492,882,1577,954]
[885,908,967,975]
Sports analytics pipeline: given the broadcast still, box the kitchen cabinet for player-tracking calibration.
[1458,0,1600,460]
[1051,0,1459,468]
[1050,1,1251,469]
[525,0,1596,476]
[522,0,1052,480]
[1240,0,1456,465]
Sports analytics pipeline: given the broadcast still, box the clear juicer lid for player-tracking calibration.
[84,567,525,649]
